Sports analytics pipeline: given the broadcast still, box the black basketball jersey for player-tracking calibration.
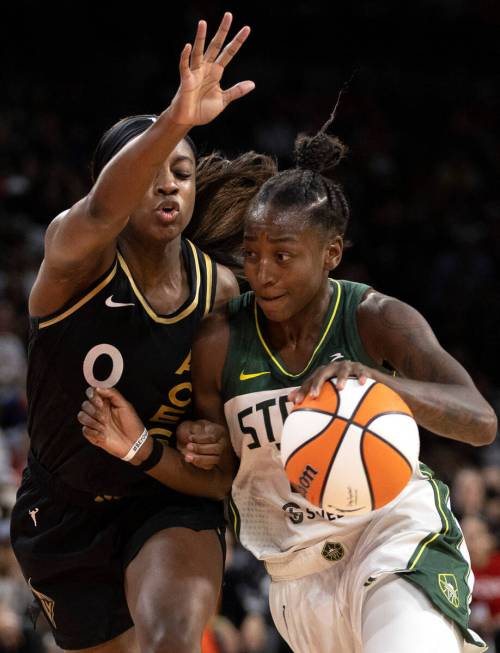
[27,239,217,497]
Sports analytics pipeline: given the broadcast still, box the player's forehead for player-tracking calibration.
[244,204,313,242]
[168,139,196,166]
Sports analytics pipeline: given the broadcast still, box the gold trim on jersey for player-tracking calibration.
[117,240,201,324]
[254,278,342,379]
[28,578,57,629]
[203,252,213,316]
[408,468,450,571]
[38,262,118,329]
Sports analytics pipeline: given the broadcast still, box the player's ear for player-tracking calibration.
[324,235,343,272]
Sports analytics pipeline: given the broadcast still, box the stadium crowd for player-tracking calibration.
[1,1,498,651]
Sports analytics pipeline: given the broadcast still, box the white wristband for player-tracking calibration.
[121,428,149,462]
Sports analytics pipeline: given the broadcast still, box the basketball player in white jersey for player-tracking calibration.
[77,125,497,652]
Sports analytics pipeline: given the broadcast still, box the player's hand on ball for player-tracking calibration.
[176,420,228,470]
[289,359,375,405]
[168,12,254,127]
[78,387,149,463]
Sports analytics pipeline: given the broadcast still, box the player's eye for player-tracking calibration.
[276,252,291,263]
[174,170,192,180]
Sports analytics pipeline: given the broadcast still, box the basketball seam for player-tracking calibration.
[318,420,351,509]
[363,427,414,474]
[359,429,375,511]
[283,415,338,468]
[290,380,376,510]
[284,382,341,469]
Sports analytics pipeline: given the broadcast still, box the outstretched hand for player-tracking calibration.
[169,12,255,127]
[78,387,148,463]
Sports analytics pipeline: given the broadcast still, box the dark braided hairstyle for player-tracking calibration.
[247,101,350,239]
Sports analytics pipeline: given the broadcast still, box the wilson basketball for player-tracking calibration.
[281,378,419,515]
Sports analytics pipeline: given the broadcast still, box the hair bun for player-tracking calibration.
[294,132,348,174]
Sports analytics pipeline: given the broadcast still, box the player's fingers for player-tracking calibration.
[188,432,218,445]
[184,453,220,469]
[179,43,192,77]
[309,371,333,398]
[85,387,104,409]
[290,379,314,405]
[215,25,250,68]
[80,399,99,419]
[222,80,256,106]
[77,410,104,432]
[82,425,103,445]
[204,12,232,63]
[186,442,223,455]
[190,20,207,69]
[95,386,128,409]
[353,364,368,385]
[334,362,352,390]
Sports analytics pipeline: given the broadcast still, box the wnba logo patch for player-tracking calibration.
[321,541,344,562]
[438,573,460,608]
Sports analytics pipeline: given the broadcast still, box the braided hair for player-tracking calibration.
[247,107,350,238]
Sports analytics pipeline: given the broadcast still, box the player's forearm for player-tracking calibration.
[145,442,233,500]
[87,108,190,224]
[371,372,497,446]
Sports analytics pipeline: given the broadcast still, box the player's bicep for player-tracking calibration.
[361,294,475,386]
[44,198,120,273]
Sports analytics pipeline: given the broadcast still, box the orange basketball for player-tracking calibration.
[280,378,419,515]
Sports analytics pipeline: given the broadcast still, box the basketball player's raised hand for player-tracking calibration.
[168,12,255,127]
[78,386,148,463]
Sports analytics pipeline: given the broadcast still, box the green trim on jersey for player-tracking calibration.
[398,463,478,646]
[228,494,241,540]
[222,279,387,402]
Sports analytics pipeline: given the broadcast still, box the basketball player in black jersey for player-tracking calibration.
[10,13,265,653]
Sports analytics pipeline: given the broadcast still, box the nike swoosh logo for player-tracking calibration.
[329,352,344,362]
[239,371,271,381]
[105,295,135,308]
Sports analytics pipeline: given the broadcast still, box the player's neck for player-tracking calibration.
[265,281,332,352]
[118,235,183,290]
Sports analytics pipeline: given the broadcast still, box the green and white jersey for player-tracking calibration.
[222,279,386,557]
[221,279,484,649]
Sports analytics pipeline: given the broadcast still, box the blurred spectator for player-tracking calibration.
[452,467,486,519]
[462,516,500,651]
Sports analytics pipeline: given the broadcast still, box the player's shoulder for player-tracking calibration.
[213,262,240,308]
[357,288,422,324]
[193,306,230,348]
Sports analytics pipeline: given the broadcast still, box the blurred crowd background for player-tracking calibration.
[0,1,498,651]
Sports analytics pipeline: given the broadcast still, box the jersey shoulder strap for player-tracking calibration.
[337,279,387,371]
[183,239,218,317]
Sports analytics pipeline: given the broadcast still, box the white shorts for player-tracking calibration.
[263,469,486,652]
[269,572,480,653]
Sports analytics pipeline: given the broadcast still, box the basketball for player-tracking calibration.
[281,378,419,515]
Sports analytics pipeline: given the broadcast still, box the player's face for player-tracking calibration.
[243,204,342,322]
[127,140,196,242]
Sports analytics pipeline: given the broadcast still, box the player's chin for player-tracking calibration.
[257,297,293,322]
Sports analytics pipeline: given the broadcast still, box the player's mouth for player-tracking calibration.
[155,200,180,223]
[257,292,287,306]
